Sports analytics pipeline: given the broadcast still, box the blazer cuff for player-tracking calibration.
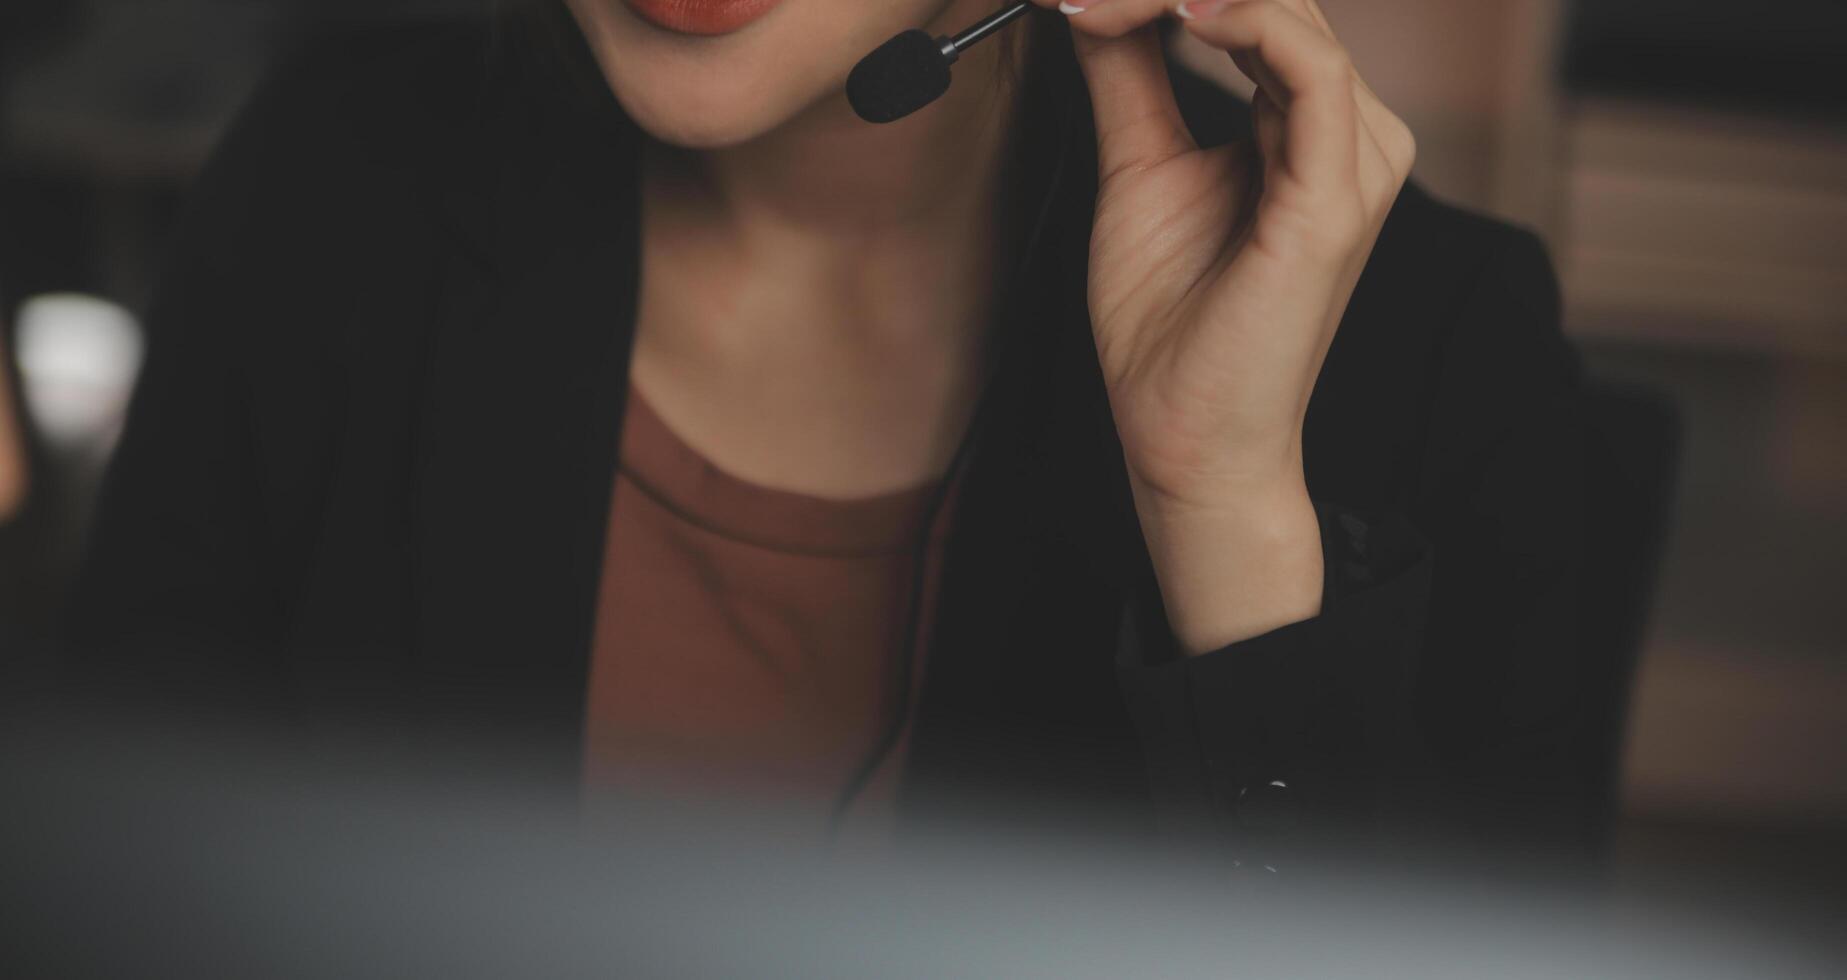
[1113,502,1434,852]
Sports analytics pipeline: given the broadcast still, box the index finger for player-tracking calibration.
[1175,0,1357,197]
[1028,0,1200,180]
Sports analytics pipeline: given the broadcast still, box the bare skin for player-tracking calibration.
[627,0,1024,500]
[570,0,1414,652]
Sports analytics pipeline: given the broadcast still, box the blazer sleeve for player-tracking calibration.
[1113,227,1587,863]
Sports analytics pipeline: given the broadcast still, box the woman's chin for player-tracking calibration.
[614,90,792,150]
[564,0,913,150]
[606,71,841,150]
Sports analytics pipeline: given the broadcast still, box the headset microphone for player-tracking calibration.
[846,3,1033,124]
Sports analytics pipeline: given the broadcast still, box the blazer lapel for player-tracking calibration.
[410,43,642,769]
[896,24,1156,830]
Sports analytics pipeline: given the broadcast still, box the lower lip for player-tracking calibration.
[622,0,784,36]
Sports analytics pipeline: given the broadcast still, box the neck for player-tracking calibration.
[628,10,1041,498]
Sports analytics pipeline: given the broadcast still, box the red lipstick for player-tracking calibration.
[622,0,784,36]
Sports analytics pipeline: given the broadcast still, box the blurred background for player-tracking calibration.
[2,0,1843,908]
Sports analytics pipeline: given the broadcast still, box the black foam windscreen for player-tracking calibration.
[846,30,952,124]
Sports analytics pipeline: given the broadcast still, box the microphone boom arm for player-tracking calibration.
[940,2,1033,63]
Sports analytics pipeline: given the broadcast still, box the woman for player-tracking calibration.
[66,0,1587,858]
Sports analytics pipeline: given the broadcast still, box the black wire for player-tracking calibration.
[823,372,992,836]
[826,34,1077,835]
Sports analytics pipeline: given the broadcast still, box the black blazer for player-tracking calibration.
[63,14,1588,860]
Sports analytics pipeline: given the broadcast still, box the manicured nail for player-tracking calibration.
[1176,0,1234,19]
[1057,1,1088,13]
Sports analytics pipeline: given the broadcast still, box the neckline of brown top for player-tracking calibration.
[616,384,953,558]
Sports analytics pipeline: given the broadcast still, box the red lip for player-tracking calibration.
[622,0,784,36]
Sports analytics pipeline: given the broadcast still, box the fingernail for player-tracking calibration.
[1176,0,1233,19]
[1059,0,1109,14]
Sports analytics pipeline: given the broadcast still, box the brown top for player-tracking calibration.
[580,385,959,842]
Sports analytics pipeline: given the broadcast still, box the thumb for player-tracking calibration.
[1067,21,1196,180]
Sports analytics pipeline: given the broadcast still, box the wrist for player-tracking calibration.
[1120,427,1308,518]
[1128,471,1324,656]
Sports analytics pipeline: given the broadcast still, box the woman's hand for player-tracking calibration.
[1033,0,1416,653]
